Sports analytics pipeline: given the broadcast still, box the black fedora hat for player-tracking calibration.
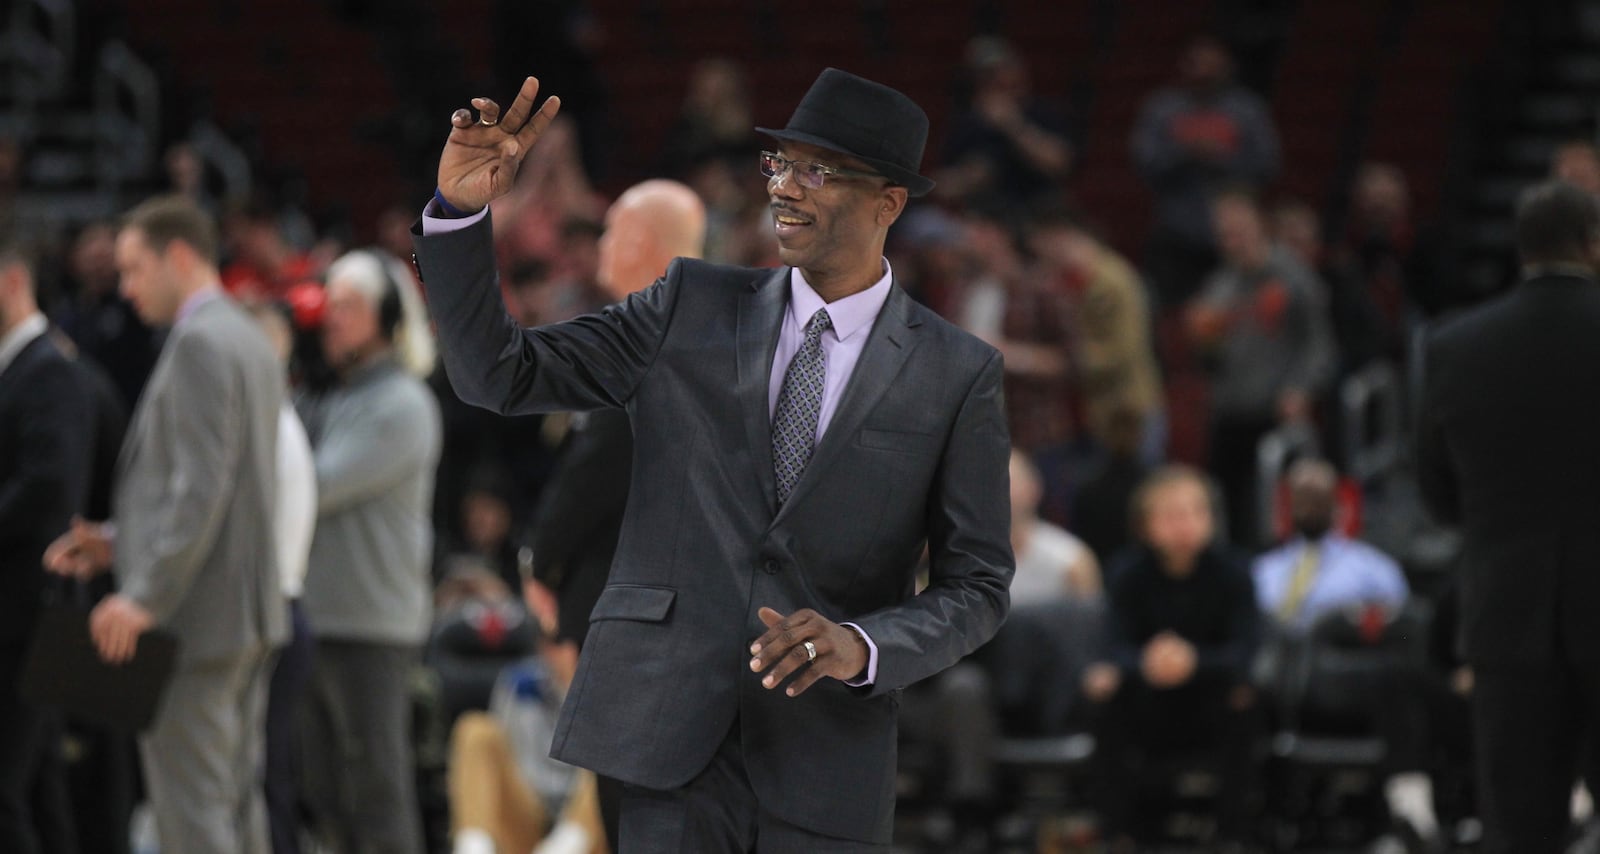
[756,68,936,197]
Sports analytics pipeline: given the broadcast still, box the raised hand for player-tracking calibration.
[437,76,563,214]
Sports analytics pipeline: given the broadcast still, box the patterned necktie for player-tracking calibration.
[772,308,833,504]
[1277,542,1321,623]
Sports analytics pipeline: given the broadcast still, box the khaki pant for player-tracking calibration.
[449,712,607,854]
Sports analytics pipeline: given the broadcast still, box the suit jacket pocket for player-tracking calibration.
[857,427,939,456]
[589,584,677,623]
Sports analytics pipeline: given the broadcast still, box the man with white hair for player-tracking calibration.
[295,249,442,854]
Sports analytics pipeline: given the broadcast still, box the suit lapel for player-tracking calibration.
[773,284,921,523]
[738,268,791,513]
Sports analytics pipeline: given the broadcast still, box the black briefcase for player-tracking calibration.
[19,604,179,734]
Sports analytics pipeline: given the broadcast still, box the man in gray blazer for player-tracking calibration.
[46,195,287,854]
[415,69,1013,852]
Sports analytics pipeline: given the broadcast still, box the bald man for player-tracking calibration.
[524,180,706,847]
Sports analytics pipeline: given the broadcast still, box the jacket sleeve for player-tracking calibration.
[117,332,248,623]
[852,350,1015,696]
[0,351,91,542]
[413,212,679,416]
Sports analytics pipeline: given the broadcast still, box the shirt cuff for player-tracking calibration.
[421,199,489,235]
[840,622,878,687]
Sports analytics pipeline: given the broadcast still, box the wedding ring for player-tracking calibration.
[479,116,497,127]
[803,641,817,662]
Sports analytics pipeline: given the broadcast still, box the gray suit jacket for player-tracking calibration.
[115,294,288,665]
[415,216,1013,843]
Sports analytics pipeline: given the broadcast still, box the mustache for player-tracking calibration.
[770,204,812,221]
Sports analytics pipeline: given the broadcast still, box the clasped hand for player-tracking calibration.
[748,607,869,698]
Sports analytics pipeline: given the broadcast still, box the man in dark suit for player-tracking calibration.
[414,70,1013,852]
[0,243,91,854]
[523,179,706,849]
[1417,180,1600,853]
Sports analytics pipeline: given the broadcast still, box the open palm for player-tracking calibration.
[437,76,562,213]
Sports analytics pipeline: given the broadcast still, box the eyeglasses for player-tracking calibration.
[759,151,884,190]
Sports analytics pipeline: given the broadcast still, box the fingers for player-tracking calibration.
[498,76,544,131]
[750,607,804,656]
[749,608,836,696]
[473,97,502,126]
[512,94,562,155]
[451,108,475,128]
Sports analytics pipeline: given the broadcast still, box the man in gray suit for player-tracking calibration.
[45,195,287,854]
[415,69,1013,852]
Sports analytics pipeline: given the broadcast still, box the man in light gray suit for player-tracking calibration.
[415,69,1013,852]
[45,195,287,854]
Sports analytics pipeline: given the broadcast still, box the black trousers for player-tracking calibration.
[1473,660,1600,854]
[0,644,78,854]
[617,718,886,854]
[266,600,313,854]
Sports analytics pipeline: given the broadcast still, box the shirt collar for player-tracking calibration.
[0,313,48,375]
[176,284,224,328]
[788,259,894,343]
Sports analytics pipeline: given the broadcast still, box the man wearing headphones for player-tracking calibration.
[295,249,442,854]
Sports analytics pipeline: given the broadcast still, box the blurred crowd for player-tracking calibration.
[5,26,1598,854]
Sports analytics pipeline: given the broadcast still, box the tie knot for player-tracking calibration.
[804,308,833,341]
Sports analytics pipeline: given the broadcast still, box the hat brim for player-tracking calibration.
[756,127,935,197]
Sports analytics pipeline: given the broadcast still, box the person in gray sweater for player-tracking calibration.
[1187,190,1334,548]
[296,248,442,854]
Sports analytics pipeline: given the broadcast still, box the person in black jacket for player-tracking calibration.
[1416,180,1600,853]
[517,178,705,851]
[1080,464,1261,851]
[0,243,92,854]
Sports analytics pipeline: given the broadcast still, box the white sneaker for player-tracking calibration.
[453,828,496,854]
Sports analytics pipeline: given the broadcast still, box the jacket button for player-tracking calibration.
[763,559,779,575]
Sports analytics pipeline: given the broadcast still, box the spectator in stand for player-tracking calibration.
[1009,449,1100,606]
[1251,457,1439,847]
[1072,407,1153,565]
[296,249,441,854]
[1080,465,1261,852]
[1272,197,1386,378]
[245,301,318,854]
[435,468,523,593]
[1330,163,1420,357]
[1025,203,1166,463]
[953,198,1076,523]
[1252,458,1406,632]
[1133,35,1280,308]
[936,36,1074,207]
[1417,181,1600,853]
[660,58,759,177]
[220,196,323,302]
[1187,189,1334,547]
[448,624,606,854]
[0,241,92,854]
[50,221,160,410]
[162,143,220,219]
